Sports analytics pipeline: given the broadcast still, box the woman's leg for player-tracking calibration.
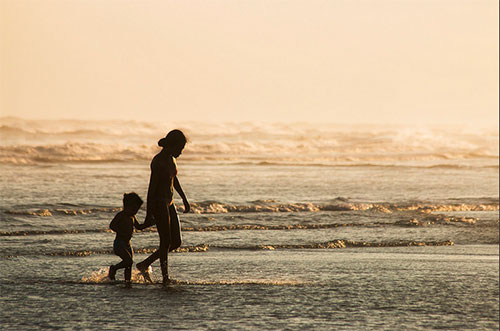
[136,249,157,283]
[137,204,181,272]
[137,250,159,269]
[154,204,171,283]
[169,204,182,251]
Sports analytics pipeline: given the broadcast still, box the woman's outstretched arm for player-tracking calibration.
[174,176,190,213]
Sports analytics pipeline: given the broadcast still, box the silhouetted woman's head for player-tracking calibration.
[158,129,187,157]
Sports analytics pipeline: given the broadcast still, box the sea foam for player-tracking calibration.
[1,117,498,166]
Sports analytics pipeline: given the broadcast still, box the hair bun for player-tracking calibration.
[158,130,187,148]
[158,138,167,147]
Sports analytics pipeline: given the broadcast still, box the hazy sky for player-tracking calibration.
[1,0,498,125]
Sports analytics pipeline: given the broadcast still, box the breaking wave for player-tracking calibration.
[0,143,498,166]
[1,117,498,166]
[4,201,498,219]
[0,215,489,237]
[5,206,121,217]
[187,201,499,214]
[0,143,155,164]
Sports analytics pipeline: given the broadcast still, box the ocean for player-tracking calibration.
[0,117,498,330]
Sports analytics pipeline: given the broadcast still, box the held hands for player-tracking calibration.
[138,201,190,230]
[137,213,155,230]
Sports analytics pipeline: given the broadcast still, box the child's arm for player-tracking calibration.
[174,176,190,213]
[133,216,143,231]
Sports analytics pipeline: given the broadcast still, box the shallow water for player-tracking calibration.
[1,247,498,330]
[1,119,498,329]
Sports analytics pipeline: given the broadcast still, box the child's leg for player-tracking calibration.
[124,245,133,282]
[113,239,133,280]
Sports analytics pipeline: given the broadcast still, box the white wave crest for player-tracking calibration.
[1,117,498,165]
[188,201,499,214]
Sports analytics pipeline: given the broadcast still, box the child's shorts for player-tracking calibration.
[113,238,133,265]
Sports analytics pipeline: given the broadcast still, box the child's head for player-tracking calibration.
[122,192,143,215]
[158,129,188,157]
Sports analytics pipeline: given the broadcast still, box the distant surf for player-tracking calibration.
[1,117,498,167]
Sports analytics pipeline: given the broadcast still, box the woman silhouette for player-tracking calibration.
[138,129,188,285]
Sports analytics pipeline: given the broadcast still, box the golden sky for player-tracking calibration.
[0,0,498,126]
